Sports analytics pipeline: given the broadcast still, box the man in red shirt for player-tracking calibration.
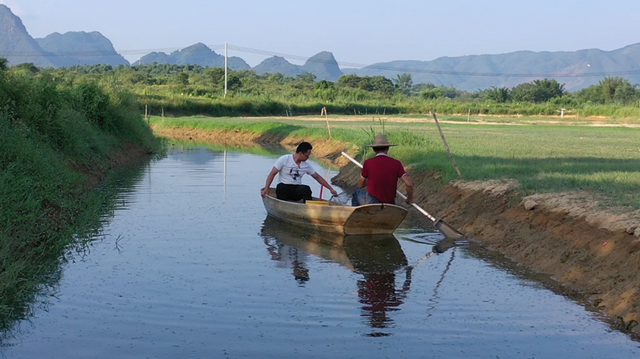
[352,134,414,206]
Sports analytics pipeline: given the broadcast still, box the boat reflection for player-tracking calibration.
[260,216,412,336]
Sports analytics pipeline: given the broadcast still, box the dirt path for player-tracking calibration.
[153,125,640,337]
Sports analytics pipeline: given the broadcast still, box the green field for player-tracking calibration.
[151,115,640,208]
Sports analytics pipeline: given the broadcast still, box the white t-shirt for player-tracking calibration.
[274,154,316,185]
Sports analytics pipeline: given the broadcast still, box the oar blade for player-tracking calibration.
[435,220,465,240]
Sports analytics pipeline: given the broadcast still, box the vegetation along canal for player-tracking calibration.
[2,143,639,359]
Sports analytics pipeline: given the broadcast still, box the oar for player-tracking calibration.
[341,151,464,240]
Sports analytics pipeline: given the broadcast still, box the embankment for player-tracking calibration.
[0,74,164,333]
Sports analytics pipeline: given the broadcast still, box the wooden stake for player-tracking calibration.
[431,110,462,178]
[322,107,332,138]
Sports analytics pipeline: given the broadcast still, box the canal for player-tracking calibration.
[2,143,639,359]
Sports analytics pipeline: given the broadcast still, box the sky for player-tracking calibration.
[1,0,639,68]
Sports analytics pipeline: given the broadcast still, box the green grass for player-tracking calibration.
[152,115,640,208]
[0,72,164,336]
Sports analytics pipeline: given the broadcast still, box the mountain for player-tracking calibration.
[4,4,640,91]
[301,51,342,81]
[254,56,304,77]
[0,5,128,67]
[0,4,58,67]
[349,45,640,91]
[135,43,250,70]
[253,52,343,81]
[35,31,129,67]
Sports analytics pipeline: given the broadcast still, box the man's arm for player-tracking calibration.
[401,175,414,204]
[357,176,367,189]
[311,172,338,197]
[261,167,280,197]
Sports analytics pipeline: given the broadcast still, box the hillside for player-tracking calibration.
[0,5,127,67]
[35,31,129,67]
[135,43,250,70]
[300,51,343,81]
[0,4,58,67]
[254,56,304,77]
[351,45,640,91]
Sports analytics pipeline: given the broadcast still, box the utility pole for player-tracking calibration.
[224,42,228,98]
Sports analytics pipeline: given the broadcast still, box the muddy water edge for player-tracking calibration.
[153,126,640,338]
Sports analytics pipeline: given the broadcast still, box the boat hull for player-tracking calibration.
[262,189,408,235]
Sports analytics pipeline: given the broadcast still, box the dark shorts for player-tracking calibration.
[276,183,313,202]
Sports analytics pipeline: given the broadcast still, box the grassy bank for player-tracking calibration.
[0,70,164,333]
[151,115,640,209]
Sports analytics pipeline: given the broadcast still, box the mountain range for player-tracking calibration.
[2,4,640,91]
[0,5,127,67]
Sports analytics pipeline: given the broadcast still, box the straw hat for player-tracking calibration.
[365,134,397,147]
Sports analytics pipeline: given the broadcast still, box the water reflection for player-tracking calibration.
[0,158,155,347]
[260,216,417,336]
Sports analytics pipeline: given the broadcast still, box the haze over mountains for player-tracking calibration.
[2,4,640,91]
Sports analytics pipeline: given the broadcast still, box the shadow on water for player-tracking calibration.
[0,157,158,347]
[260,217,459,337]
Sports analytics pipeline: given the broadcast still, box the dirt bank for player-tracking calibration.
[153,125,640,337]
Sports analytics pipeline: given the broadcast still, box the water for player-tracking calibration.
[2,144,639,359]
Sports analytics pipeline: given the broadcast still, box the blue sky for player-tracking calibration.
[2,0,639,67]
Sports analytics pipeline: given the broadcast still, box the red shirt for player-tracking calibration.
[361,154,406,203]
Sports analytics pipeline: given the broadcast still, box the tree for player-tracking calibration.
[575,77,638,104]
[370,76,395,96]
[600,77,637,103]
[0,57,9,72]
[205,68,226,87]
[511,79,565,103]
[268,73,285,83]
[395,73,413,94]
[421,88,443,99]
[226,74,243,91]
[314,80,336,100]
[12,63,39,74]
[485,86,510,103]
[358,77,373,92]
[612,80,637,103]
[176,72,189,86]
[439,85,462,99]
[296,73,316,83]
[314,79,334,90]
[337,74,361,88]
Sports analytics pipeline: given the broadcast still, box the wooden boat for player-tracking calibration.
[261,188,408,235]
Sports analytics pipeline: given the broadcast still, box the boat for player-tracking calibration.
[261,188,408,235]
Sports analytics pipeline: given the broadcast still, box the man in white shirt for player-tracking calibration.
[261,142,338,201]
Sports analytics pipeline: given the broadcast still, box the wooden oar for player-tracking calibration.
[341,151,464,240]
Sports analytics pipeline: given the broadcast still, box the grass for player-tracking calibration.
[151,114,640,208]
[0,72,164,337]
